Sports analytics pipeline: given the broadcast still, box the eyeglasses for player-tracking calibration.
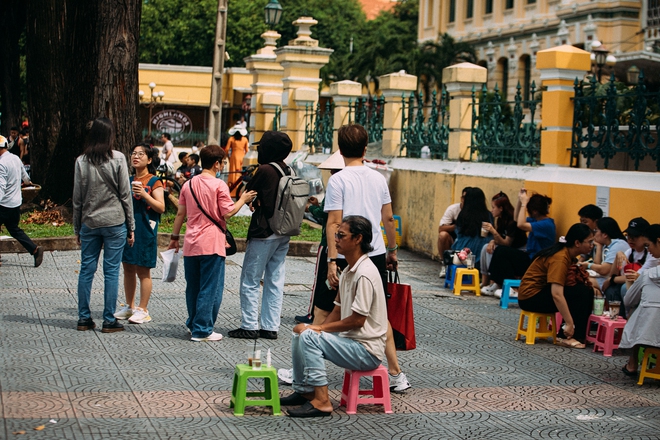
[335,232,353,240]
[130,152,146,158]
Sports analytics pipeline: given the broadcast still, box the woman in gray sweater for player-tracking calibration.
[73,118,135,333]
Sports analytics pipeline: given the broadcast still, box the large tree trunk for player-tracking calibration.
[25,0,142,204]
[0,0,26,131]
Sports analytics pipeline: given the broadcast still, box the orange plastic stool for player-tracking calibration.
[453,267,480,296]
[340,365,393,415]
[638,347,660,386]
[515,310,557,345]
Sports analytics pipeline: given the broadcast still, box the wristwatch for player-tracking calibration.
[327,258,337,263]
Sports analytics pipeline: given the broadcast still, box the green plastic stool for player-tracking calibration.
[230,364,281,416]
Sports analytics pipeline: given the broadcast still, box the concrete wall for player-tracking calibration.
[388,158,660,259]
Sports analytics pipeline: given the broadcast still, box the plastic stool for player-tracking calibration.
[500,279,521,309]
[340,365,392,415]
[515,310,557,345]
[584,314,603,343]
[453,268,480,296]
[593,316,627,356]
[638,347,660,385]
[230,364,281,416]
[444,264,464,289]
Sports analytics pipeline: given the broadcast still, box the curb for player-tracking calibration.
[0,233,319,258]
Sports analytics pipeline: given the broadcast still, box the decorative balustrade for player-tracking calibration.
[470,82,541,165]
[571,73,660,171]
[348,96,385,143]
[304,101,334,154]
[399,88,450,159]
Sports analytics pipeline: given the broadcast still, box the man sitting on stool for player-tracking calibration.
[281,215,387,418]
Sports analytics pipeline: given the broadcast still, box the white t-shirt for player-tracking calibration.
[0,150,30,208]
[440,202,461,226]
[161,140,175,164]
[324,165,391,256]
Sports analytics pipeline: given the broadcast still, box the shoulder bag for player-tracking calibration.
[187,177,237,256]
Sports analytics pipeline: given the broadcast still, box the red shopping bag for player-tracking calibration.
[387,270,416,350]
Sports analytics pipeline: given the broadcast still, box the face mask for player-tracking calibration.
[216,171,223,178]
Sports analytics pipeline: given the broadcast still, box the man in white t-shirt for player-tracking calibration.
[323,123,410,393]
[437,188,469,278]
[0,135,43,267]
[160,133,175,165]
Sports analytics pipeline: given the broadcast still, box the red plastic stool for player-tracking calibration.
[340,365,393,415]
[593,316,627,356]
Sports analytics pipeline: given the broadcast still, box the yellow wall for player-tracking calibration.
[388,162,660,258]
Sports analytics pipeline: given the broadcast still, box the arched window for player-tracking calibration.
[496,57,509,100]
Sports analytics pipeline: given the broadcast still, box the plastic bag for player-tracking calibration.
[160,249,180,282]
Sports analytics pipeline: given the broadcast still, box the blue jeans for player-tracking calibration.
[184,254,226,338]
[238,236,289,331]
[77,223,127,323]
[291,330,381,394]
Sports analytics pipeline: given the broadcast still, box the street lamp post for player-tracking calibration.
[590,40,616,82]
[139,82,164,137]
[264,0,283,28]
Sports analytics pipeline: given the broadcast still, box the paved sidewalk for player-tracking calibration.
[1,249,659,439]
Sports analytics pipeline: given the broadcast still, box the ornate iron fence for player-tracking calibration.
[470,82,541,165]
[571,73,660,171]
[272,106,281,131]
[304,101,334,154]
[399,88,450,159]
[348,96,385,143]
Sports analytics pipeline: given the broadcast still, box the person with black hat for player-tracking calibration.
[0,135,43,268]
[603,217,658,315]
[228,131,293,340]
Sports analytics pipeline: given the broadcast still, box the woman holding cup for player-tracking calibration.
[114,143,165,324]
[450,187,492,266]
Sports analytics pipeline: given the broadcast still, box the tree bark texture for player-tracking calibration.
[0,0,26,131]
[26,0,142,203]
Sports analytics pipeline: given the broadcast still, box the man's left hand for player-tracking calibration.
[386,252,398,271]
[293,323,321,334]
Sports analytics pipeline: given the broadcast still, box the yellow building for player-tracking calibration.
[137,64,252,146]
[418,0,660,98]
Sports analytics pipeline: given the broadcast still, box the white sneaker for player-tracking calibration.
[278,368,293,385]
[439,266,446,278]
[509,288,519,299]
[128,307,151,324]
[494,289,503,299]
[191,332,223,342]
[114,304,133,320]
[388,371,411,393]
[481,283,499,296]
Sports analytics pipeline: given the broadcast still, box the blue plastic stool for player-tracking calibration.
[444,264,465,290]
[500,279,521,309]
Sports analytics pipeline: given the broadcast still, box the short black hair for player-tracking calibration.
[188,153,200,165]
[199,145,225,170]
[10,126,18,132]
[178,152,188,162]
[578,204,603,220]
[162,132,171,140]
[338,124,368,158]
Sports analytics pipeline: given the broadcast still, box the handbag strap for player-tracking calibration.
[388,269,400,284]
[93,163,121,201]
[187,177,227,235]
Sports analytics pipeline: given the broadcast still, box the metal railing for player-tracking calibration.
[348,96,385,143]
[470,82,541,165]
[304,101,334,154]
[571,73,660,171]
[399,88,450,159]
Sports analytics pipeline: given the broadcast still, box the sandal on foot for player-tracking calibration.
[622,366,638,377]
[555,338,586,349]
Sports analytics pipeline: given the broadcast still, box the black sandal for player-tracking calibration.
[622,366,637,377]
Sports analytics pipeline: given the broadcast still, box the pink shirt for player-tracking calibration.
[179,175,235,257]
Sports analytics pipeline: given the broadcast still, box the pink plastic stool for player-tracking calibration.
[584,314,603,344]
[340,365,393,415]
[593,316,627,356]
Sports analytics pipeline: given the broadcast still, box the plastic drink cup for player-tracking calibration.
[466,254,475,270]
[593,297,605,316]
[608,300,621,320]
[249,342,262,370]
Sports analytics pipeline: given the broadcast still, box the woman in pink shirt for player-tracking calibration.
[168,145,256,342]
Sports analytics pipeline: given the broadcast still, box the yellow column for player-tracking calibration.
[244,30,284,146]
[536,45,591,166]
[378,71,417,156]
[329,80,362,152]
[442,62,487,161]
[275,16,333,151]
